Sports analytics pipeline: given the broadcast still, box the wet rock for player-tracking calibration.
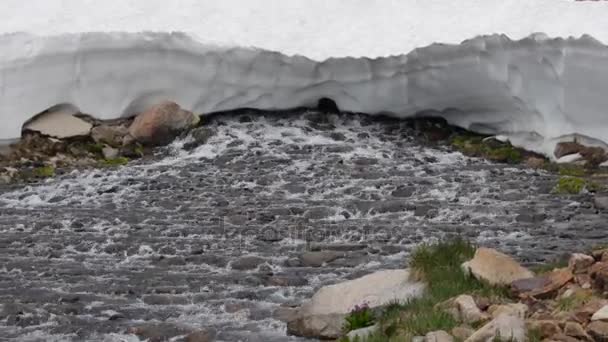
[587,321,608,341]
[265,276,308,287]
[309,243,367,252]
[511,268,573,299]
[127,323,187,342]
[183,127,216,150]
[273,306,299,322]
[184,329,215,342]
[91,124,129,147]
[569,253,595,274]
[231,256,266,270]
[595,196,608,211]
[465,313,526,342]
[391,185,416,198]
[425,330,453,342]
[317,97,340,114]
[515,210,547,223]
[462,248,534,286]
[299,251,342,267]
[128,101,200,146]
[24,110,92,139]
[329,132,346,141]
[414,205,437,217]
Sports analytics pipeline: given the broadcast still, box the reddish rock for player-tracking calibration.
[526,320,561,338]
[572,299,608,323]
[580,146,608,166]
[590,262,608,291]
[511,268,573,299]
[587,321,608,341]
[184,329,215,342]
[554,142,585,159]
[128,101,199,146]
[563,321,591,340]
[569,253,595,274]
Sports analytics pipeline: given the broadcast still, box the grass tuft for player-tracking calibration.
[101,157,129,167]
[362,239,509,341]
[553,176,586,194]
[450,135,522,164]
[558,164,587,177]
[33,165,55,178]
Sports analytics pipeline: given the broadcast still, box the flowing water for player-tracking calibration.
[0,111,605,341]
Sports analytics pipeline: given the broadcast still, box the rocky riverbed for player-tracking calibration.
[1,110,608,341]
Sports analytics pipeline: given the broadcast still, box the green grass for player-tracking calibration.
[556,290,593,312]
[451,135,522,164]
[101,157,129,167]
[558,164,586,177]
[362,239,509,341]
[343,304,376,332]
[33,165,55,178]
[486,146,522,164]
[84,142,104,155]
[553,176,586,194]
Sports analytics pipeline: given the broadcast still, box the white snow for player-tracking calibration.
[2,0,608,156]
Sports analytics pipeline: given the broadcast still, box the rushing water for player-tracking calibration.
[0,111,605,341]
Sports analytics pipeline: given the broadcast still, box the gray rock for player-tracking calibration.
[184,127,217,150]
[184,329,215,342]
[465,313,525,342]
[102,146,119,159]
[24,110,92,139]
[299,251,342,267]
[425,330,454,342]
[595,196,608,211]
[347,324,378,340]
[231,256,266,270]
[91,124,129,147]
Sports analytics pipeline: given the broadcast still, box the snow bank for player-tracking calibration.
[2,31,608,156]
[2,0,608,154]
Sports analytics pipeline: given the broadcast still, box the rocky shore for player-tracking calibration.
[0,101,210,184]
[285,241,608,342]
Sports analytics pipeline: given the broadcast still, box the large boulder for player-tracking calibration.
[462,248,534,286]
[24,111,92,139]
[554,142,585,159]
[128,101,200,146]
[287,269,424,339]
